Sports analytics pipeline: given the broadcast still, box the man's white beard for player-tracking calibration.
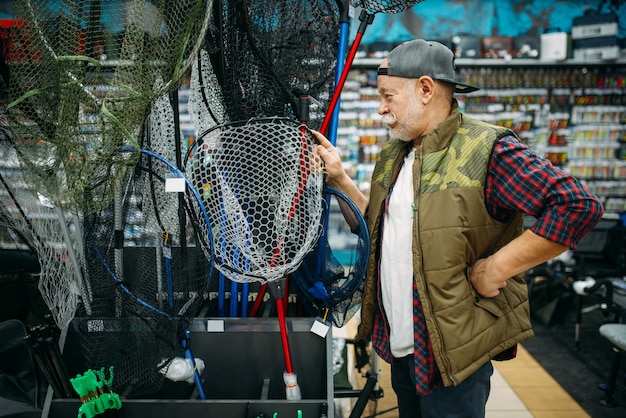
[390,94,424,143]
[385,112,413,142]
[381,113,397,126]
[382,112,410,143]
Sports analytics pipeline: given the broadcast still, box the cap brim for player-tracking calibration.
[453,83,480,93]
[437,78,480,93]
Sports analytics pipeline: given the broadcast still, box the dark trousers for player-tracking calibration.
[391,355,493,418]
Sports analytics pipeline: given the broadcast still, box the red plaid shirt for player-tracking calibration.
[372,134,604,389]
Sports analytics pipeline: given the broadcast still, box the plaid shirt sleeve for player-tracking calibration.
[485,135,604,249]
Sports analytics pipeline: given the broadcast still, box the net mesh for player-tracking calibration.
[77,150,213,397]
[194,0,340,128]
[360,0,425,14]
[291,186,369,327]
[185,118,325,284]
[0,141,87,330]
[6,0,212,214]
[187,48,227,137]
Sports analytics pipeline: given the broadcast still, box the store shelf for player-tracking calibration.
[338,62,626,212]
[354,56,626,68]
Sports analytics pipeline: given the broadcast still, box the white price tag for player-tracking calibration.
[310,317,330,338]
[206,320,225,332]
[165,177,186,192]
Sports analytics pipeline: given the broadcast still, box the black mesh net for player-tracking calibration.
[76,150,213,397]
[198,0,340,128]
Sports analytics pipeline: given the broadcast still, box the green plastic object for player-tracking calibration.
[94,366,115,389]
[76,400,100,418]
[70,367,122,418]
[99,392,122,410]
[70,370,100,398]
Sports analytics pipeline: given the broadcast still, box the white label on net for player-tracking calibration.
[165,177,185,192]
[310,318,330,338]
[206,320,225,332]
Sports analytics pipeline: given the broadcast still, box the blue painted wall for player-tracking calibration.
[0,0,624,44]
[356,0,626,44]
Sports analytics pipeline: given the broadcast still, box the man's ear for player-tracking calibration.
[417,76,436,102]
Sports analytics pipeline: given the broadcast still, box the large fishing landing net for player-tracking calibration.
[186,118,324,285]
[77,149,213,398]
[185,117,325,399]
[6,0,212,214]
[189,0,340,132]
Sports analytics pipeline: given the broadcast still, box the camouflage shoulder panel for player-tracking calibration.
[421,119,506,194]
[371,139,405,190]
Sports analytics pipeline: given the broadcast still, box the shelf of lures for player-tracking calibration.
[335,57,626,213]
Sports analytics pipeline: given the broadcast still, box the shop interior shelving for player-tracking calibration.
[336,56,626,213]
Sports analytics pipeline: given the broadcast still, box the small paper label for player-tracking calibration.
[310,317,330,338]
[348,4,356,19]
[206,320,225,332]
[165,177,186,192]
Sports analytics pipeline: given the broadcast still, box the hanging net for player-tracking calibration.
[185,117,325,284]
[6,0,212,214]
[190,0,340,129]
[77,149,213,398]
[0,141,88,330]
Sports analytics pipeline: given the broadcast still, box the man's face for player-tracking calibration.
[377,72,424,143]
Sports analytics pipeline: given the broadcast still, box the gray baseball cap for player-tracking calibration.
[377,39,479,93]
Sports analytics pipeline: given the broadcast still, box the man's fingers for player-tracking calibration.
[311,130,327,144]
[312,130,334,150]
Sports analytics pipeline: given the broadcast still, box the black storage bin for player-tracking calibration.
[43,317,334,418]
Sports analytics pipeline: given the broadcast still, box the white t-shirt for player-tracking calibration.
[380,148,415,358]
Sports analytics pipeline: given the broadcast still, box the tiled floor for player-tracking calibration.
[489,345,589,418]
[339,344,590,418]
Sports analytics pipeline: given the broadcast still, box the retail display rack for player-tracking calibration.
[336,57,626,213]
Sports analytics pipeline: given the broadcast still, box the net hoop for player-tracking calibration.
[186,117,325,284]
[291,185,369,327]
